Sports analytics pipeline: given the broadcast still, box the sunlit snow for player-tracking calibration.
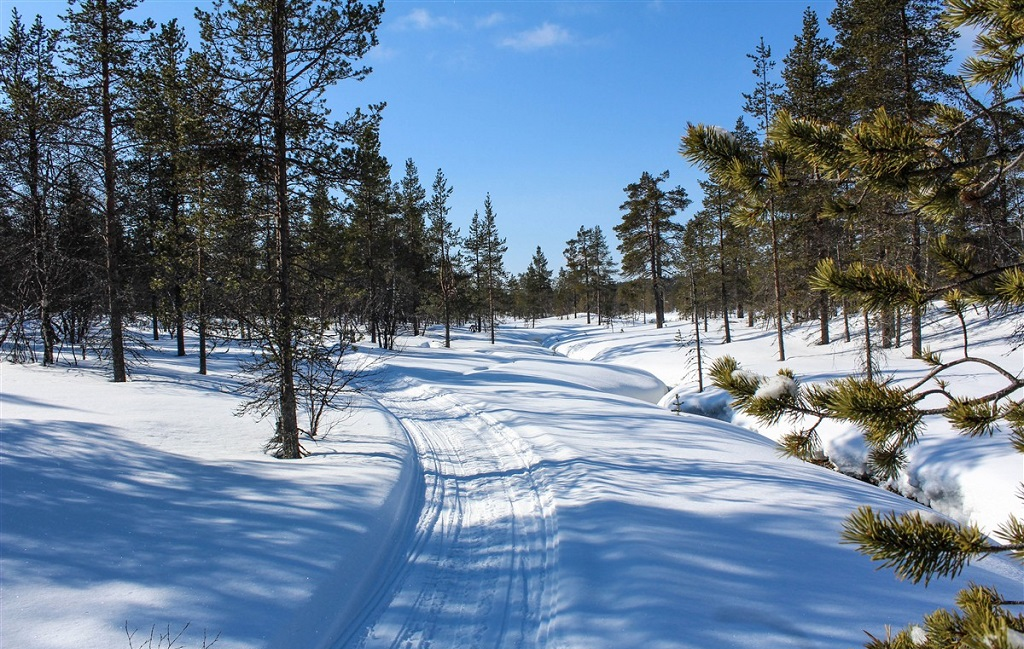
[2,308,1021,649]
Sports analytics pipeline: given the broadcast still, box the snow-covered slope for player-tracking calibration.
[547,310,1023,536]
[1,342,415,649]
[1,318,1020,649]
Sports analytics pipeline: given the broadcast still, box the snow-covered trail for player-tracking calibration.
[340,375,559,649]
[338,329,1022,649]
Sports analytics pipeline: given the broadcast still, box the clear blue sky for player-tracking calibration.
[355,0,834,273]
[2,0,881,272]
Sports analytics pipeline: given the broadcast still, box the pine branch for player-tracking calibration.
[841,507,991,585]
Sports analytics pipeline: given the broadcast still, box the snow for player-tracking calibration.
[550,309,1023,536]
[1008,628,1024,649]
[2,309,1022,648]
[909,626,928,645]
[752,373,799,401]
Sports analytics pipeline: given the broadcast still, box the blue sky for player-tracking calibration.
[355,0,834,272]
[4,0,849,272]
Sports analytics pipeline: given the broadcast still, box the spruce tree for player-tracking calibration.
[395,158,430,335]
[520,246,554,327]
[344,123,397,348]
[778,8,837,122]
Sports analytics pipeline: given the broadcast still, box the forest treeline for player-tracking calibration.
[1,0,1022,457]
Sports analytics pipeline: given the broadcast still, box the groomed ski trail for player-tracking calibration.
[341,377,560,649]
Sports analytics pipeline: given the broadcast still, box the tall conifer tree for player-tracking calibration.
[479,193,507,344]
[198,0,382,458]
[427,168,460,348]
[615,170,688,329]
[65,0,153,382]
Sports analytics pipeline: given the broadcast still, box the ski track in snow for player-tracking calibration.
[341,376,559,649]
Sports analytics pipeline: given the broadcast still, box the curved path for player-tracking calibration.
[339,377,559,649]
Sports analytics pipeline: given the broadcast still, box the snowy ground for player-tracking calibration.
[1,311,1021,648]
[546,307,1022,535]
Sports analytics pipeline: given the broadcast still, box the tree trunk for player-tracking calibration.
[28,123,56,365]
[864,310,873,380]
[101,5,126,383]
[911,215,923,357]
[272,0,300,459]
[768,197,785,361]
[650,223,665,329]
[691,273,703,392]
[818,291,830,345]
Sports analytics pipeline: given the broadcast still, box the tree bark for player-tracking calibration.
[768,197,786,361]
[272,0,300,459]
[101,2,127,383]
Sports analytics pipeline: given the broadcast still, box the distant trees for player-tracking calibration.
[563,225,615,324]
[465,194,507,344]
[517,246,554,327]
[680,179,742,343]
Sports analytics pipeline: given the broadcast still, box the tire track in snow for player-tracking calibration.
[339,379,559,649]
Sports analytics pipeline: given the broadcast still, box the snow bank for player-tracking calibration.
[545,311,1023,535]
[1,338,416,649]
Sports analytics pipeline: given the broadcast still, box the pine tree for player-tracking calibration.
[691,178,741,343]
[426,168,460,348]
[199,0,382,458]
[132,19,199,361]
[479,193,507,344]
[587,226,617,325]
[520,246,554,327]
[614,170,688,329]
[465,209,485,333]
[680,120,789,358]
[946,0,1024,88]
[65,0,154,382]
[713,6,1024,644]
[777,11,843,345]
[395,158,430,335]
[0,11,77,364]
[828,0,958,357]
[565,225,602,323]
[564,225,614,324]
[829,0,955,124]
[742,37,783,137]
